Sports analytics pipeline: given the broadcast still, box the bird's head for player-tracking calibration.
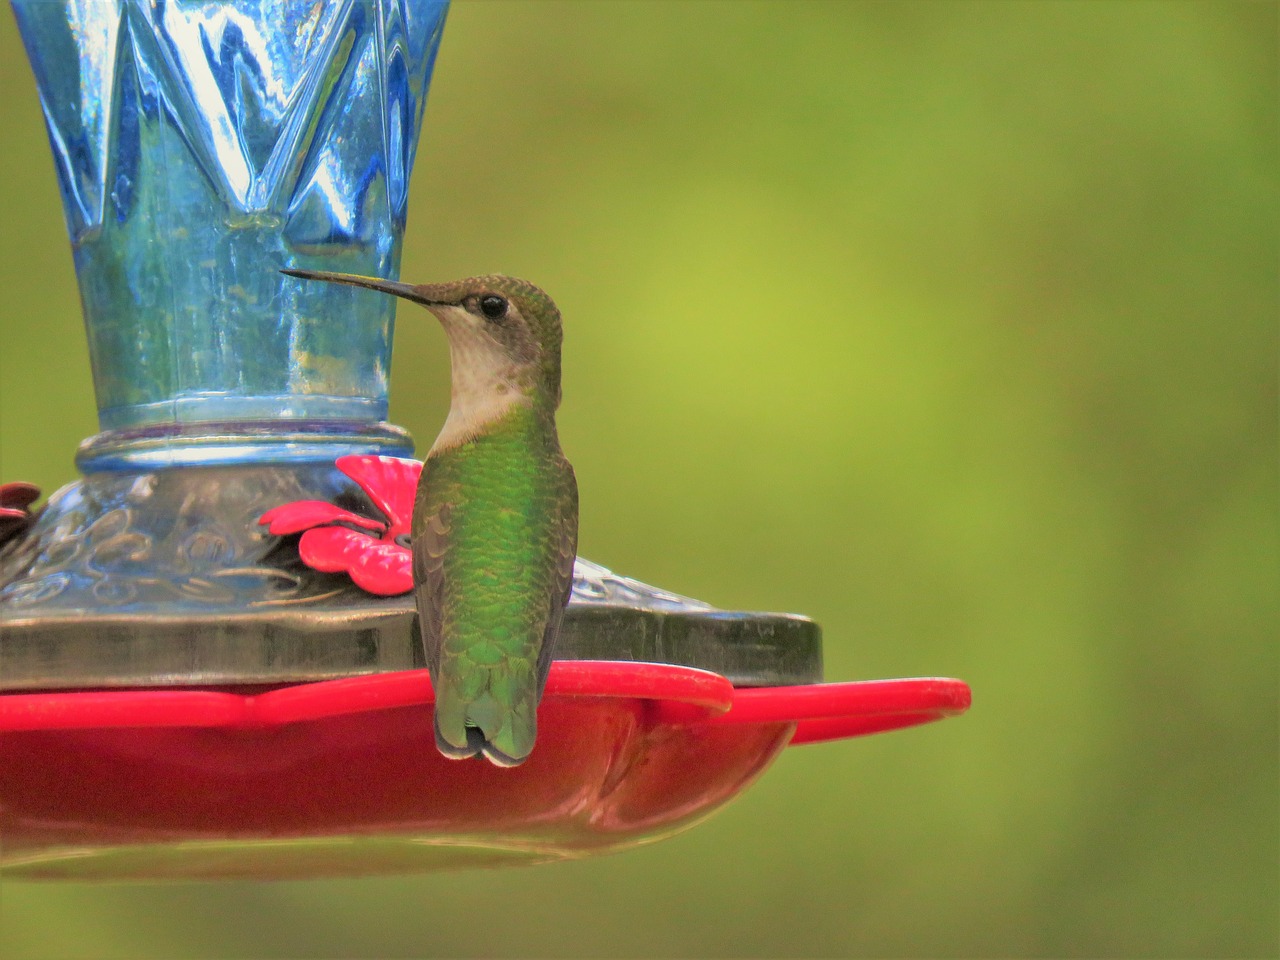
[282,270,564,408]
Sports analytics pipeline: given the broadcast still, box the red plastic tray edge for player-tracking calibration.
[0,662,970,744]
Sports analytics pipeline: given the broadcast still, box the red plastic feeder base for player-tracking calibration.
[0,662,970,880]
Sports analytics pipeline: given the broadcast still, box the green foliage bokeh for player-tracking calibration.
[0,2,1275,957]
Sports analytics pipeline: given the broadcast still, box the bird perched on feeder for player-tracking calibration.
[282,269,578,767]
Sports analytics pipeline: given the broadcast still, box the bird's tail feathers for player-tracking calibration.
[432,720,528,767]
[433,721,485,761]
[434,689,536,768]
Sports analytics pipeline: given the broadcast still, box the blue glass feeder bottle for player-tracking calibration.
[12,0,449,469]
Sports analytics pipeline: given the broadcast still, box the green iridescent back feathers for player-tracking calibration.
[414,404,577,765]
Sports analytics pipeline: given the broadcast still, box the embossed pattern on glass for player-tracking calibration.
[11,0,448,436]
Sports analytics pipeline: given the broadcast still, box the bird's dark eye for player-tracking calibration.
[479,295,508,321]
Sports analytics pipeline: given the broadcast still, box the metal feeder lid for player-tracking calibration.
[0,465,821,691]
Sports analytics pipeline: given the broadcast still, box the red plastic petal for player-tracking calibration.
[713,678,972,744]
[298,526,381,573]
[0,482,40,512]
[348,539,414,596]
[336,455,421,535]
[552,660,734,721]
[259,501,384,535]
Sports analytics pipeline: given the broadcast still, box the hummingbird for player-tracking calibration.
[282,269,578,767]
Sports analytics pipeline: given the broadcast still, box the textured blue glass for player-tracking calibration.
[12,0,448,444]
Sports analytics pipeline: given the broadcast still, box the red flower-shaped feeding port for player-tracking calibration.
[0,663,970,880]
[0,482,40,549]
[260,455,418,595]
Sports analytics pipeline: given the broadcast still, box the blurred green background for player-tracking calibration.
[0,1,1275,957]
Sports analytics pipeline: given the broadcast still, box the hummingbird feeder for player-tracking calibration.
[0,0,970,880]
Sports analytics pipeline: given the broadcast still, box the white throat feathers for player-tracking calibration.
[429,329,528,455]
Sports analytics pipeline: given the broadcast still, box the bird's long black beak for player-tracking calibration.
[280,268,438,306]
